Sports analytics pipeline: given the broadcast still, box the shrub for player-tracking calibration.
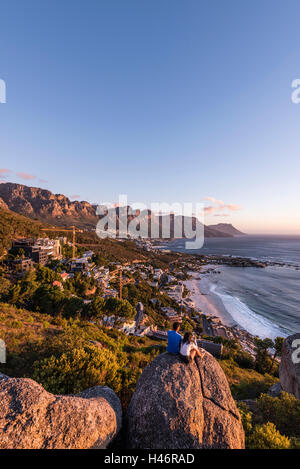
[257,392,300,438]
[234,351,255,369]
[247,422,291,449]
[238,402,253,436]
[33,344,123,395]
[230,374,277,400]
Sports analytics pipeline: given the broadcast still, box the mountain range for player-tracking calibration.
[0,182,245,238]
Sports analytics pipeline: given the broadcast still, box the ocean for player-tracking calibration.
[168,236,300,339]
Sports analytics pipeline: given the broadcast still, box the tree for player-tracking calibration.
[92,253,108,267]
[62,297,86,318]
[104,297,135,319]
[268,336,284,374]
[254,337,274,374]
[32,285,65,315]
[9,247,25,259]
[7,283,22,305]
[181,318,194,332]
[36,265,59,284]
[88,295,105,317]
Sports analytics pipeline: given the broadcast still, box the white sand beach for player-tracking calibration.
[184,270,236,328]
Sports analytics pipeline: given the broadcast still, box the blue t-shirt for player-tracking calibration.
[167,330,182,353]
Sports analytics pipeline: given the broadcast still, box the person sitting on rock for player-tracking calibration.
[180,332,204,363]
[167,322,182,354]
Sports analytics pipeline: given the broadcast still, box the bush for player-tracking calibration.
[234,351,255,369]
[238,401,291,449]
[247,422,291,449]
[230,374,277,400]
[238,402,253,436]
[257,392,300,438]
[32,344,123,395]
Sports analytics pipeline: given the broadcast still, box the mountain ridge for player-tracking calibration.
[0,182,242,238]
[207,223,246,236]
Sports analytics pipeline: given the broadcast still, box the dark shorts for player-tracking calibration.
[179,354,192,364]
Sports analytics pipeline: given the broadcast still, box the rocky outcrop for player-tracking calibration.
[0,374,122,449]
[279,333,300,399]
[0,197,8,210]
[268,382,282,398]
[126,352,245,449]
[0,183,98,228]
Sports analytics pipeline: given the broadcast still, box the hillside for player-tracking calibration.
[0,206,44,256]
[0,204,184,267]
[207,223,245,236]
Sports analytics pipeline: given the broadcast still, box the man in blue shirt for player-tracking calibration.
[167,322,182,354]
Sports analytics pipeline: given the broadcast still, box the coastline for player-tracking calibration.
[184,269,236,328]
[184,269,258,355]
[165,236,300,343]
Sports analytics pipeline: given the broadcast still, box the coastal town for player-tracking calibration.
[0,233,269,358]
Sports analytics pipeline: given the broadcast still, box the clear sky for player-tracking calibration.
[1,0,300,234]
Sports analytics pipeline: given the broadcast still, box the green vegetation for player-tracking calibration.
[0,207,43,256]
[0,302,165,408]
[75,232,181,267]
[253,336,283,375]
[33,345,123,395]
[206,333,282,381]
[219,359,278,400]
[247,422,291,449]
[239,392,300,449]
[257,392,300,438]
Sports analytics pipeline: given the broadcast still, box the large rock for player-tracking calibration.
[279,333,300,399]
[268,382,282,398]
[126,352,244,449]
[0,373,122,449]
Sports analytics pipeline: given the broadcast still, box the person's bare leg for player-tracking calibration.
[190,349,196,360]
[195,348,204,359]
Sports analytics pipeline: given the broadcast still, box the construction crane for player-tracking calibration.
[109,265,123,300]
[109,263,134,300]
[40,225,79,259]
[119,267,122,301]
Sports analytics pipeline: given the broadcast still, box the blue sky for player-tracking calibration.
[1,0,300,233]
